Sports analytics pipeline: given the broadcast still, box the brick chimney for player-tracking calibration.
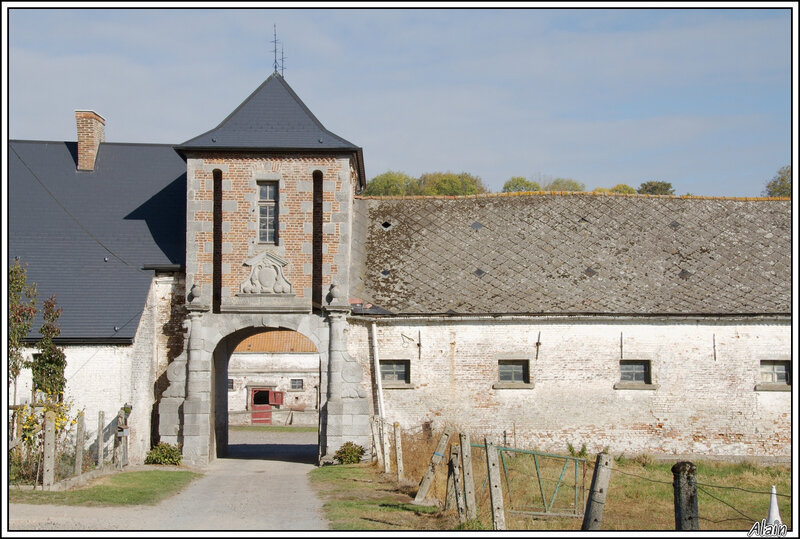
[75,110,105,171]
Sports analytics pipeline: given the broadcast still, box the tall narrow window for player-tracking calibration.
[212,169,223,313]
[258,182,278,244]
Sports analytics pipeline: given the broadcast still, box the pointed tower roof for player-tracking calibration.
[177,72,358,151]
[176,72,365,186]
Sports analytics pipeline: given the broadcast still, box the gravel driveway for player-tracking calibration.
[8,429,329,531]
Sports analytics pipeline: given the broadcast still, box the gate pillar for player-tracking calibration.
[321,309,371,460]
[181,312,213,466]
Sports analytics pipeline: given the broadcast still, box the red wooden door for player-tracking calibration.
[250,388,272,424]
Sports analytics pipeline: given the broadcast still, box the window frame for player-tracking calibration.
[493,358,534,389]
[289,378,304,391]
[379,359,412,389]
[756,360,791,392]
[257,181,279,245]
[614,359,658,390]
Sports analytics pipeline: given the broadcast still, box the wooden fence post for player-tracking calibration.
[672,461,699,530]
[43,411,56,489]
[485,437,506,530]
[452,444,466,522]
[381,420,392,474]
[413,426,454,505]
[97,410,105,468]
[459,432,477,521]
[582,451,612,530]
[394,422,406,482]
[73,412,85,476]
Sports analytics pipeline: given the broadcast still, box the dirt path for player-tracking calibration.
[8,429,329,531]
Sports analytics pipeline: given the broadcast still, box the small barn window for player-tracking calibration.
[756,360,790,391]
[498,360,529,383]
[227,379,234,391]
[614,360,658,390]
[492,359,533,389]
[380,360,411,386]
[258,181,279,244]
[290,378,304,391]
[620,360,651,384]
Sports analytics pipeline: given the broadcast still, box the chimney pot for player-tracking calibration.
[75,110,105,171]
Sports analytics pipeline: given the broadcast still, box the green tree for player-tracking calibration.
[9,258,37,406]
[32,295,67,402]
[361,170,421,196]
[502,176,541,193]
[543,178,585,192]
[609,183,636,194]
[637,181,675,195]
[763,165,791,198]
[418,171,488,196]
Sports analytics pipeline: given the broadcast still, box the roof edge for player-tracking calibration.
[356,191,791,202]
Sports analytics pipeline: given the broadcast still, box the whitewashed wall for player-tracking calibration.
[227,352,320,426]
[14,344,134,464]
[348,317,791,459]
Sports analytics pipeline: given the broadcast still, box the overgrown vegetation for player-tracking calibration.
[311,426,792,531]
[334,442,366,464]
[9,470,201,506]
[144,443,183,465]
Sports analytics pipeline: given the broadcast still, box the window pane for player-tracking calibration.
[498,361,528,383]
[620,361,648,383]
[761,361,789,384]
[381,361,409,383]
[291,379,303,390]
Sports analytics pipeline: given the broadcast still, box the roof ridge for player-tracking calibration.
[355,191,791,202]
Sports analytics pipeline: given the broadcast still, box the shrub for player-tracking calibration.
[567,442,588,459]
[145,442,182,465]
[333,441,365,464]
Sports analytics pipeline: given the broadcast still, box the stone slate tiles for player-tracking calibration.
[352,194,791,316]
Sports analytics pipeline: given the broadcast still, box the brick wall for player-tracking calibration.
[185,153,358,309]
[347,317,791,458]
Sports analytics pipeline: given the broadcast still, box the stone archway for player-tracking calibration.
[158,309,372,467]
[211,326,321,458]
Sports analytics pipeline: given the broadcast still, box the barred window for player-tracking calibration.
[258,182,278,244]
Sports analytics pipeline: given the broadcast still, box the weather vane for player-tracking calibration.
[272,24,286,76]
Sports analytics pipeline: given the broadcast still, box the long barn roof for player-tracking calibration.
[350,193,792,316]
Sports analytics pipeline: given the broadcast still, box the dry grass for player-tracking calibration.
[342,424,793,531]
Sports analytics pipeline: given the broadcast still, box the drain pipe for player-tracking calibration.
[370,322,386,422]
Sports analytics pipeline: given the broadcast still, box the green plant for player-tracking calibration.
[145,442,182,465]
[333,441,365,464]
[631,452,655,468]
[567,442,588,459]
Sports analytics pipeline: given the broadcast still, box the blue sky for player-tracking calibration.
[5,6,794,196]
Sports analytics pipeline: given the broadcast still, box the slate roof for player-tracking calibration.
[9,140,186,341]
[177,72,360,152]
[350,193,791,316]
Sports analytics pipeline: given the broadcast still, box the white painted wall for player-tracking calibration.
[227,352,320,425]
[13,344,133,463]
[348,317,791,458]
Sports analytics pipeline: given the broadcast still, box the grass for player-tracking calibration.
[310,463,459,530]
[8,470,202,507]
[310,430,793,532]
[229,425,317,433]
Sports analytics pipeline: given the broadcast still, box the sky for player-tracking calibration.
[4,4,796,197]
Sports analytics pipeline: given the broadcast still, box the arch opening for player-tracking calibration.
[212,326,321,464]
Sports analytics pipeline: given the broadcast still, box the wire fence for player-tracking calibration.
[370,417,792,531]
